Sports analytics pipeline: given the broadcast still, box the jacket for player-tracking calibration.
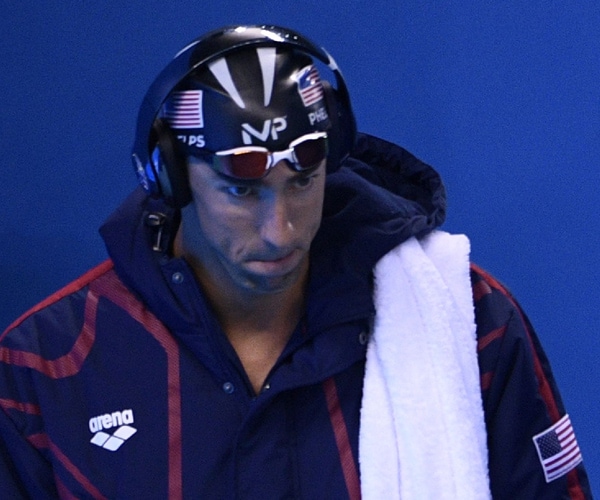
[0,133,592,498]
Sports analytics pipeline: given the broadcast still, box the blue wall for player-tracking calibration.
[2,2,598,491]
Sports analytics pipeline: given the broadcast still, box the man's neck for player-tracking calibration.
[201,272,307,395]
[203,267,307,338]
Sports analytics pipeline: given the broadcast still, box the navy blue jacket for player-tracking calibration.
[0,133,592,498]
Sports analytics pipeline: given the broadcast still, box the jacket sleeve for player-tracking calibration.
[0,321,60,498]
[471,264,593,499]
[0,403,59,499]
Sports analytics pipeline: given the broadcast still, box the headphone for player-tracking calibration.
[131,24,357,208]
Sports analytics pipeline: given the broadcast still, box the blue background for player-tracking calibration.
[2,1,598,492]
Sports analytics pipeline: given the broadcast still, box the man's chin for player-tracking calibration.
[237,264,306,295]
[245,249,303,278]
[238,251,308,294]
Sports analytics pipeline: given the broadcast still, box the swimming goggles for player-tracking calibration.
[195,131,328,180]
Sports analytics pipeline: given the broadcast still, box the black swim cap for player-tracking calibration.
[160,46,332,155]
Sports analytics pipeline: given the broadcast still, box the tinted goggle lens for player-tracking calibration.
[207,132,328,179]
[216,151,270,179]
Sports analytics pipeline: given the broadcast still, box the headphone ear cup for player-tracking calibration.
[150,119,192,208]
[322,81,357,173]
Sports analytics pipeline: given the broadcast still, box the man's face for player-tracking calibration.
[178,156,326,298]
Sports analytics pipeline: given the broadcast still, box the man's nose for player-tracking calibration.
[260,192,295,248]
[259,170,296,248]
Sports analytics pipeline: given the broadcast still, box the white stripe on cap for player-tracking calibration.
[256,47,277,107]
[208,57,245,109]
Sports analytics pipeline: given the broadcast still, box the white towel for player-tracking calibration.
[359,230,491,499]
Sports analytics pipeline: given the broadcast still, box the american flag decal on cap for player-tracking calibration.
[163,90,204,129]
[532,414,582,482]
[296,65,324,107]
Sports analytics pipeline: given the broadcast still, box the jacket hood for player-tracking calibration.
[316,133,445,275]
[99,132,446,334]
[305,132,446,324]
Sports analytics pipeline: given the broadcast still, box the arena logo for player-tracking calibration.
[89,409,137,452]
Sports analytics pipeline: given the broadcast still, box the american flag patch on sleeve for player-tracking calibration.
[532,414,583,482]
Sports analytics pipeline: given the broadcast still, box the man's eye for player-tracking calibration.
[225,185,253,197]
[293,175,315,189]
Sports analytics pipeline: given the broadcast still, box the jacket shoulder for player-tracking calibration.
[1,260,115,348]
